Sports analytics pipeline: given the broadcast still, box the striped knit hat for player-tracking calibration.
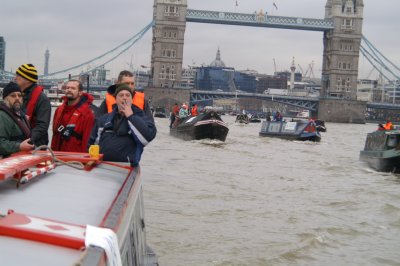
[16,63,38,83]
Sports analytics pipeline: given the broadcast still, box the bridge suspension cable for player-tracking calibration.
[42,21,154,79]
[0,21,154,80]
[360,35,400,81]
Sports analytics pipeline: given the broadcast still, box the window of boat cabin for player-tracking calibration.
[387,134,399,148]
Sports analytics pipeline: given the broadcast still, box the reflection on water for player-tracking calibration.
[140,116,400,266]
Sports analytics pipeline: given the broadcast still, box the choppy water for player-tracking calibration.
[140,116,400,266]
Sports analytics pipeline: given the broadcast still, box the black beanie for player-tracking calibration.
[114,84,133,97]
[3,82,21,99]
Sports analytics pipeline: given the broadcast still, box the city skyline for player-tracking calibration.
[1,0,399,80]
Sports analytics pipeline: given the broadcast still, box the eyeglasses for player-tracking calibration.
[124,82,135,85]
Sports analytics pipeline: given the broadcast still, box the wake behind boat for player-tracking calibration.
[359,130,400,172]
[0,150,157,266]
[259,120,321,142]
[170,111,229,141]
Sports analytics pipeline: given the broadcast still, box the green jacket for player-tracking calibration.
[0,108,26,157]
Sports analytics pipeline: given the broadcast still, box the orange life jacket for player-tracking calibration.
[106,91,145,113]
[191,105,199,116]
[384,122,393,130]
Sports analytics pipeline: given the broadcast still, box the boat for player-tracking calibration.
[45,85,65,107]
[154,106,167,118]
[235,114,249,124]
[249,115,262,123]
[259,120,321,142]
[296,110,310,118]
[359,130,400,172]
[315,119,327,132]
[170,111,229,141]
[0,150,158,266]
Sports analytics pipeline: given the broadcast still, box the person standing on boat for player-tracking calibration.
[179,104,189,119]
[14,64,51,146]
[0,82,34,158]
[51,80,95,152]
[88,84,156,166]
[170,103,180,128]
[191,103,199,116]
[383,120,394,130]
[98,70,154,123]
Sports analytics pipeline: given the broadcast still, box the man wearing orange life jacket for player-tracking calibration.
[14,64,51,146]
[383,120,394,130]
[191,103,199,116]
[98,70,154,124]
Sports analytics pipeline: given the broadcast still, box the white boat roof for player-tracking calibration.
[0,162,132,266]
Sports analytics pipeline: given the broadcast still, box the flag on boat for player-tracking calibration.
[273,2,278,10]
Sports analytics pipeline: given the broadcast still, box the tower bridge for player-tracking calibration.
[151,0,367,123]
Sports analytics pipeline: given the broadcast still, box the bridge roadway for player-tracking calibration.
[186,9,334,32]
[191,90,320,111]
[191,90,400,112]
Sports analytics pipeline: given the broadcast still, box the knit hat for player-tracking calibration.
[3,82,22,99]
[114,84,133,97]
[16,63,38,83]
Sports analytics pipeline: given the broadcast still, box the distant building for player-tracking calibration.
[195,66,235,91]
[257,75,287,93]
[0,37,5,74]
[179,67,196,89]
[234,71,257,93]
[133,70,151,89]
[357,79,378,102]
[275,71,302,82]
[44,49,50,75]
[195,48,257,93]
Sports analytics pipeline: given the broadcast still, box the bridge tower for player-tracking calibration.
[322,0,364,99]
[151,0,187,88]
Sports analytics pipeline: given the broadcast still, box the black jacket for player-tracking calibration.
[88,104,156,166]
[22,84,51,146]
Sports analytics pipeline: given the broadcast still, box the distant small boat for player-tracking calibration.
[249,115,262,123]
[359,130,400,172]
[235,114,249,124]
[170,111,229,141]
[154,107,167,118]
[45,85,64,108]
[259,120,321,142]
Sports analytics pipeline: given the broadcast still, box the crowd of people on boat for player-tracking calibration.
[169,102,198,128]
[0,64,157,166]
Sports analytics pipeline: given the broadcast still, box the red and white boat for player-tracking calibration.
[0,151,157,266]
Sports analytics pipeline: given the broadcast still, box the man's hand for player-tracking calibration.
[119,100,134,118]
[20,139,35,151]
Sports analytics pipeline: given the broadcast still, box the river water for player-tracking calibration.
[140,116,400,266]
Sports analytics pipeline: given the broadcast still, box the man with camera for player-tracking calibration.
[51,80,95,152]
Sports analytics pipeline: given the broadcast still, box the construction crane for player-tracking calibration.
[308,61,315,79]
[297,64,305,75]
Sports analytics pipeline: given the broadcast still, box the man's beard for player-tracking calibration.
[66,94,77,101]
[11,102,21,112]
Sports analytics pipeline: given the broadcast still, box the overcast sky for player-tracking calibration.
[1,0,399,80]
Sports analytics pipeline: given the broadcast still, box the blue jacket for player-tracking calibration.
[88,104,156,166]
